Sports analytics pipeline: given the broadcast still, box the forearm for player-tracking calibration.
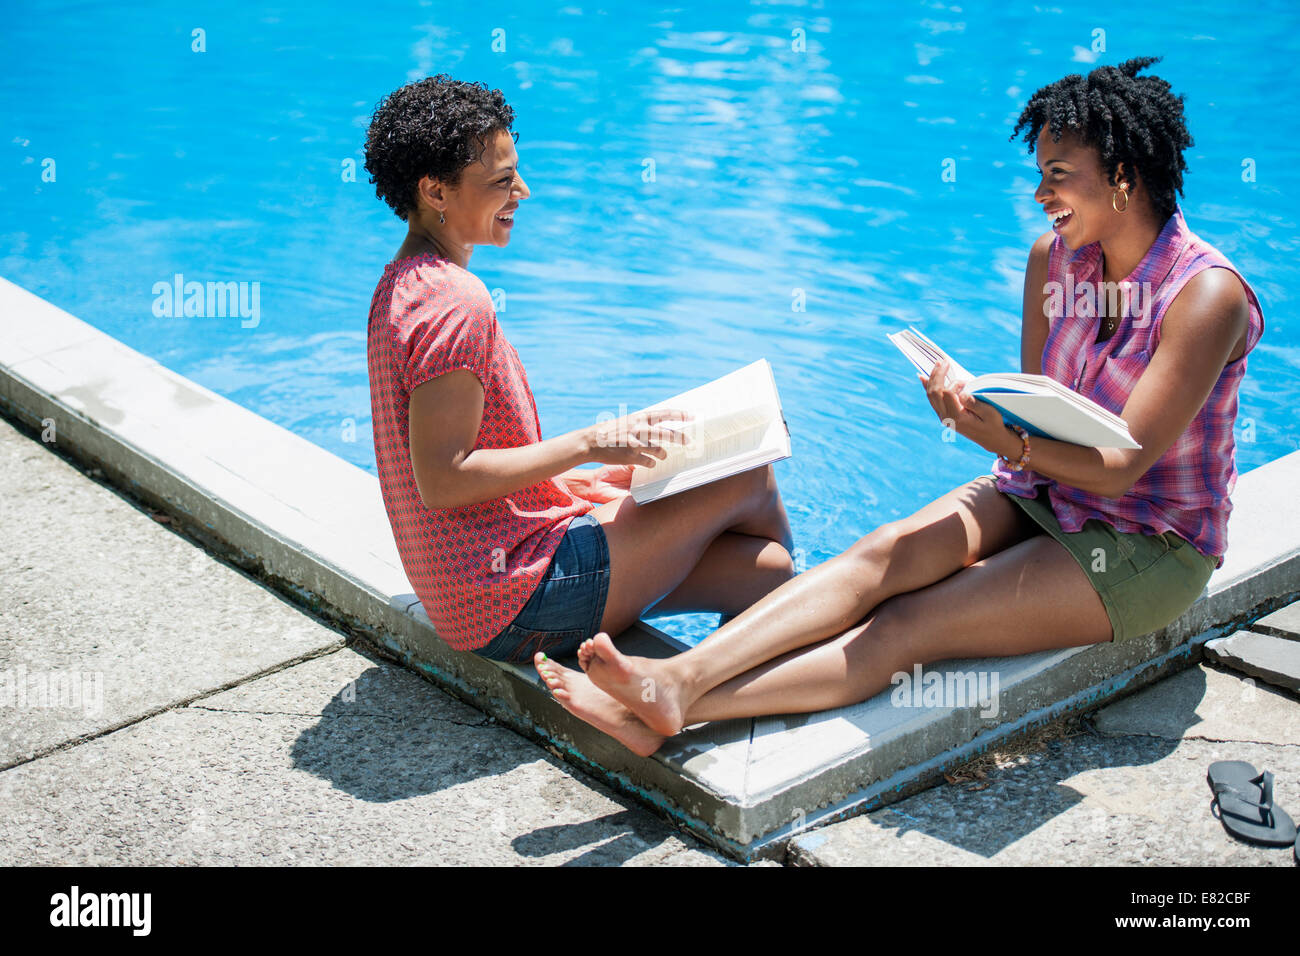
[424,428,591,510]
[991,426,1135,498]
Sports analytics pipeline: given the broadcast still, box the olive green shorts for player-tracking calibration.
[982,476,1219,643]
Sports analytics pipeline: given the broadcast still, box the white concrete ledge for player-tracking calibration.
[3,274,1297,862]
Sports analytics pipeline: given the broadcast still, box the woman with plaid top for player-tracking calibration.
[540,58,1264,757]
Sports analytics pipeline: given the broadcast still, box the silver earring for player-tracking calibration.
[439,211,445,224]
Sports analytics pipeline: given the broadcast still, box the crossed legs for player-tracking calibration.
[536,477,1114,755]
[592,462,795,637]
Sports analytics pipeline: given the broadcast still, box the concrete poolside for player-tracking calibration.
[2,275,1298,865]
[0,413,728,866]
[2,410,1297,866]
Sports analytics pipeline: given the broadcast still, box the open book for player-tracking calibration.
[627,359,791,504]
[887,326,1140,449]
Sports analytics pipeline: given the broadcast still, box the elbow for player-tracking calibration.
[1100,482,1131,500]
[420,491,463,512]
[414,471,456,511]
[1100,469,1138,500]
[419,486,464,511]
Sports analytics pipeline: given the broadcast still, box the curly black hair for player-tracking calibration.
[1010,56,1193,222]
[364,74,517,222]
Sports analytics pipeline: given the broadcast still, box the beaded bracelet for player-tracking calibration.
[999,425,1031,472]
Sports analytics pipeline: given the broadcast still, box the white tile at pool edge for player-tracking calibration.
[1210,448,1300,589]
[6,347,411,598]
[660,729,751,797]
[137,361,391,535]
[0,335,37,371]
[743,647,1086,799]
[5,345,156,429]
[4,317,391,558]
[746,646,1076,763]
[0,278,105,360]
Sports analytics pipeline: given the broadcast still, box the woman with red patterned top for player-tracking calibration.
[365,75,795,679]
[539,58,1265,758]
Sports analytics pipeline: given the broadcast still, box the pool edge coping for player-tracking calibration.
[3,274,1298,863]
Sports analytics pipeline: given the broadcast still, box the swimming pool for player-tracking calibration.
[4,1,1297,644]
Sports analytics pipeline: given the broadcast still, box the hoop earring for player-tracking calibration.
[1112,184,1130,213]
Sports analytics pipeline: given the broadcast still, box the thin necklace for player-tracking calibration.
[1099,261,1116,339]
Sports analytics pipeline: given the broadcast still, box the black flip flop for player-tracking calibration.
[1207,760,1298,848]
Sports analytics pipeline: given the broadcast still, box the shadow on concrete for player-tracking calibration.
[514,809,667,866]
[855,669,1211,858]
[285,661,518,800]
[283,647,669,865]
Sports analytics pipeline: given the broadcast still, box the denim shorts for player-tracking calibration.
[473,513,612,664]
[986,477,1219,643]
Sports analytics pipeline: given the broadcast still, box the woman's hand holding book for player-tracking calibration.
[582,408,693,469]
[920,359,1023,461]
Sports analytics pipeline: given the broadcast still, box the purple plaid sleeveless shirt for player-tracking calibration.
[994,207,1265,569]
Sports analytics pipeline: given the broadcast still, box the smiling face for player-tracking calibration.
[1033,128,1128,250]
[419,127,529,252]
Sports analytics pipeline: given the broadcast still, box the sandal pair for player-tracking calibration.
[1207,760,1298,862]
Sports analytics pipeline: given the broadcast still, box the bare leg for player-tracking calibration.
[584,476,1038,734]
[682,534,1112,724]
[592,463,793,639]
[543,533,1109,754]
[649,531,795,617]
[574,531,793,674]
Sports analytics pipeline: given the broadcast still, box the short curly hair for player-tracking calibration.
[1010,56,1193,222]
[363,74,517,221]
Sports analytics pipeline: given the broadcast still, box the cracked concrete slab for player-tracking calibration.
[1251,603,1300,641]
[0,416,345,768]
[787,735,1299,866]
[0,644,729,866]
[5,275,1299,861]
[1090,664,1300,744]
[1204,631,1300,695]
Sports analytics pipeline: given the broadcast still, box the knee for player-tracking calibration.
[714,464,780,520]
[843,521,903,572]
[842,594,918,669]
[757,540,796,581]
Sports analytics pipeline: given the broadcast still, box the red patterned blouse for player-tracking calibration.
[367,253,593,651]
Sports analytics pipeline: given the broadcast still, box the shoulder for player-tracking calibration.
[1161,266,1250,360]
[1027,230,1056,272]
[393,259,496,322]
[1030,229,1056,261]
[439,261,496,309]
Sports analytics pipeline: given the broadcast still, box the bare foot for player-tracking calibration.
[583,632,687,737]
[534,652,666,758]
[576,637,596,673]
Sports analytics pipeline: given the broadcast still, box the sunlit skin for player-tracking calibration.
[396,128,529,269]
[534,124,1252,757]
[1032,127,1161,284]
[398,125,798,706]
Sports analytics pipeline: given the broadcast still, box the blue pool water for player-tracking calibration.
[4,2,1298,645]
